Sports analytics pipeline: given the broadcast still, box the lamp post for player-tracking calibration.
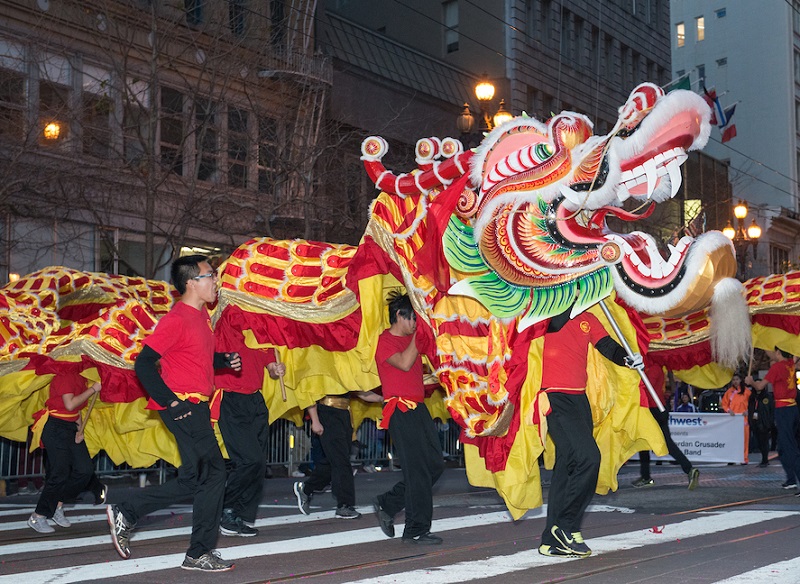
[722,199,761,279]
[457,77,513,147]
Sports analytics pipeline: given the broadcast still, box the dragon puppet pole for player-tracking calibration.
[598,300,665,412]
[75,390,99,444]
[274,350,287,402]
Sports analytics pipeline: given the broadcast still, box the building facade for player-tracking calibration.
[671,0,800,277]
[0,0,330,281]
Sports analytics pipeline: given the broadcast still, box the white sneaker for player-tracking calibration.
[27,513,55,534]
[52,505,71,528]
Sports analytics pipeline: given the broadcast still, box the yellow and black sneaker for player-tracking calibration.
[538,544,581,558]
[550,526,592,557]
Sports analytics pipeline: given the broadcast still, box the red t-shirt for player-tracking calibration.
[375,330,427,402]
[143,301,215,398]
[541,312,609,390]
[765,358,797,408]
[45,372,85,421]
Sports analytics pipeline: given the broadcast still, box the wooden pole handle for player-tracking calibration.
[275,351,287,402]
[76,391,99,443]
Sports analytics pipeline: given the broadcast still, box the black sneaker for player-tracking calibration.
[293,481,310,515]
[94,483,108,505]
[335,505,361,519]
[688,468,700,490]
[372,497,394,538]
[538,544,581,557]
[106,505,133,559]
[181,551,234,572]
[401,532,443,545]
[631,477,654,488]
[219,509,258,537]
[781,480,797,489]
[550,526,591,557]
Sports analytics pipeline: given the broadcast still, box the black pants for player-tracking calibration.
[35,417,102,517]
[542,392,599,543]
[118,402,226,559]
[639,407,692,478]
[753,424,771,464]
[775,407,800,484]
[378,404,444,538]
[303,404,355,507]
[218,391,269,522]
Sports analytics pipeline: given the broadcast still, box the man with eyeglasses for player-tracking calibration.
[106,255,240,572]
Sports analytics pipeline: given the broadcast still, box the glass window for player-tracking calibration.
[39,80,70,146]
[195,99,219,182]
[795,50,800,82]
[696,16,705,41]
[794,1,800,35]
[716,8,726,18]
[770,245,790,274]
[443,1,460,53]
[228,106,249,189]
[159,87,184,175]
[82,93,111,158]
[0,68,25,141]
[676,22,685,47]
[716,57,727,67]
[270,0,286,49]
[697,64,705,83]
[185,0,204,26]
[229,0,246,36]
[257,115,278,194]
[443,0,459,54]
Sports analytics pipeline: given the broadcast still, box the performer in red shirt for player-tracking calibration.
[215,307,285,537]
[746,347,800,491]
[538,305,641,559]
[27,372,105,534]
[106,255,241,572]
[371,292,444,545]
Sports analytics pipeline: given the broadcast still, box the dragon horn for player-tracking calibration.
[361,136,474,196]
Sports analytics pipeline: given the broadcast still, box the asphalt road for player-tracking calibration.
[1,459,798,583]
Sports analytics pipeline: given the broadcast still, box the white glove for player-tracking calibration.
[624,353,643,369]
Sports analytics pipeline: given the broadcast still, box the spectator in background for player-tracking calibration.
[720,374,751,463]
[676,393,697,412]
[749,381,775,467]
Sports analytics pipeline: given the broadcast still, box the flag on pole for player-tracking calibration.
[664,72,692,92]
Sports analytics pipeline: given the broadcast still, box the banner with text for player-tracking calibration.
[644,413,746,463]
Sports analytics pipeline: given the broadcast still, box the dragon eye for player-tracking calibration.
[533,143,553,162]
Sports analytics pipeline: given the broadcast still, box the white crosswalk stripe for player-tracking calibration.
[0,506,797,584]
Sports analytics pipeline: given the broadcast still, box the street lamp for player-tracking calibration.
[723,199,761,279]
[457,77,513,144]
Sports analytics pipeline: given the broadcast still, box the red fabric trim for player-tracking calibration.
[648,341,714,371]
[752,313,800,335]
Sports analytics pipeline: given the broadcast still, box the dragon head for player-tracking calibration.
[459,83,737,323]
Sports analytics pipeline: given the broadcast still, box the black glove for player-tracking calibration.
[167,400,192,421]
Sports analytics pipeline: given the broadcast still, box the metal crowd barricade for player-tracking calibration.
[0,417,464,494]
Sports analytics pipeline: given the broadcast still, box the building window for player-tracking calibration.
[122,79,149,167]
[676,69,685,77]
[676,22,685,47]
[795,50,800,82]
[697,63,705,84]
[38,80,70,147]
[796,101,800,135]
[195,99,219,182]
[257,115,278,195]
[270,0,286,49]
[0,68,25,141]
[696,16,705,41]
[159,87,185,176]
[443,0,459,54]
[716,57,727,67]
[185,0,204,26]
[771,245,790,274]
[794,1,800,35]
[228,106,249,189]
[716,7,726,18]
[81,66,112,159]
[229,0,246,37]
